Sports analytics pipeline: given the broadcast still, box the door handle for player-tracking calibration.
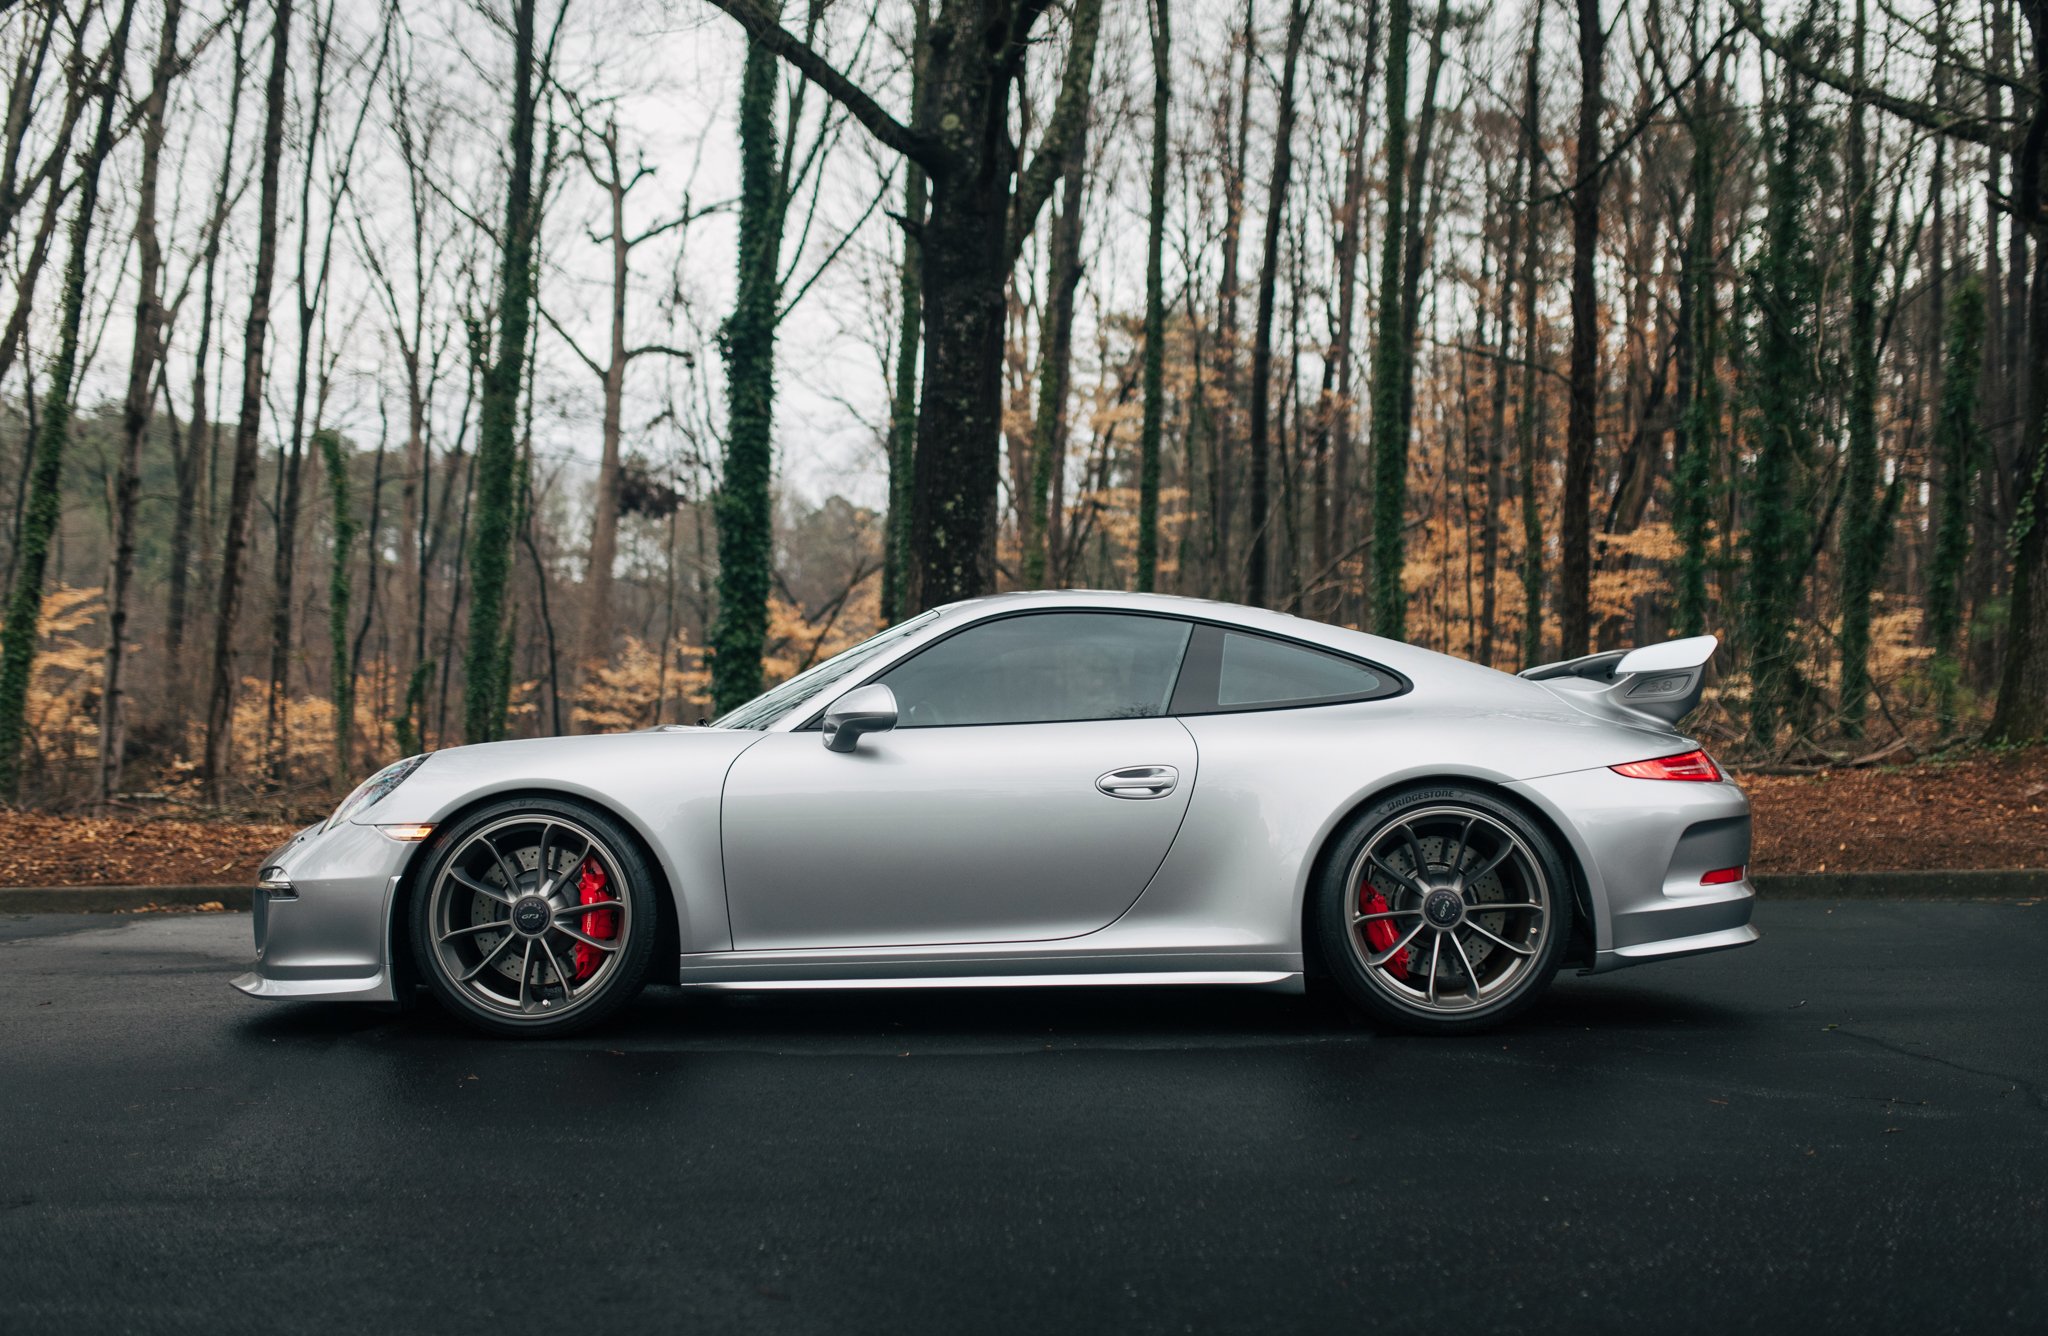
[1096,765,1179,799]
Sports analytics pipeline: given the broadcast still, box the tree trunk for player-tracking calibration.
[1024,126,1087,590]
[1514,2,1545,666]
[1245,0,1310,609]
[1367,0,1412,636]
[318,429,355,787]
[1326,0,1380,621]
[1837,0,1880,737]
[100,0,183,806]
[1988,2,2048,743]
[1134,0,1170,593]
[168,9,245,730]
[711,31,785,714]
[578,125,631,699]
[1557,0,1606,657]
[463,0,539,743]
[881,0,929,624]
[0,0,137,801]
[1480,19,1530,668]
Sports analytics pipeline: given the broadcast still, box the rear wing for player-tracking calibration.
[1518,634,1718,729]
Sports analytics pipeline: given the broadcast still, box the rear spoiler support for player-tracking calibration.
[1519,634,1718,728]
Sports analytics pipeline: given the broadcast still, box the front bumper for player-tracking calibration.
[232,819,413,1004]
[1508,765,1760,973]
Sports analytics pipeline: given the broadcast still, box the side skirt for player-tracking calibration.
[675,947,1305,994]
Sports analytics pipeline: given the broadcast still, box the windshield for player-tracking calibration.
[711,610,942,730]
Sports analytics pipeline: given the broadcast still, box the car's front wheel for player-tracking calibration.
[1316,785,1571,1035]
[410,797,657,1037]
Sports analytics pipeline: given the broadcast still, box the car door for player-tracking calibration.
[720,611,1200,950]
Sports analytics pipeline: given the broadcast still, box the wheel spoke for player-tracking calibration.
[1465,921,1536,957]
[534,821,556,894]
[539,937,579,1001]
[1464,840,1515,887]
[480,833,524,899]
[1352,906,1423,926]
[1425,932,1444,1006]
[1367,854,1426,897]
[516,940,535,1011]
[551,921,621,952]
[1470,897,1545,918]
[1448,932,1482,1003]
[1368,918,1427,968]
[1401,823,1433,879]
[458,931,516,982]
[1447,814,1477,875]
[450,865,512,904]
[438,919,505,944]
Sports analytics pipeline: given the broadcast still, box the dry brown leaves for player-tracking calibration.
[1740,746,2048,874]
[0,813,298,887]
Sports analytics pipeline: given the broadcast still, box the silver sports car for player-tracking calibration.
[235,590,1757,1037]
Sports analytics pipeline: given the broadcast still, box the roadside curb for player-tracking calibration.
[1752,870,2046,900]
[1,869,2043,914]
[0,886,250,914]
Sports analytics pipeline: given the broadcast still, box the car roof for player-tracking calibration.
[926,589,1515,691]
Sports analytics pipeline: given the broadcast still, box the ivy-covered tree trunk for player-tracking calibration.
[318,430,356,788]
[1134,0,1170,594]
[1836,0,1881,737]
[1671,74,1719,639]
[0,0,136,801]
[463,0,539,743]
[1928,276,1985,731]
[1367,0,1412,636]
[205,0,293,800]
[101,0,182,806]
[1245,0,1309,608]
[1557,0,1606,657]
[1988,4,2048,745]
[711,31,785,715]
[1024,127,1087,590]
[880,0,929,624]
[1744,56,1827,749]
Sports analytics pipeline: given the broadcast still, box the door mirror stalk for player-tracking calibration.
[821,684,898,752]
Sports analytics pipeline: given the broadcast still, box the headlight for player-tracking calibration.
[326,754,429,831]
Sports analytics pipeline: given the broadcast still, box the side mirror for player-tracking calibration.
[821,684,898,753]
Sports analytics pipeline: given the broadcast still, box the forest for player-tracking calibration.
[1,0,2044,817]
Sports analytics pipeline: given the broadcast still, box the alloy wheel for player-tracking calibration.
[1342,803,1553,1014]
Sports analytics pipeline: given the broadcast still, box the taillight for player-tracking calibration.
[1701,865,1745,885]
[1611,749,1722,782]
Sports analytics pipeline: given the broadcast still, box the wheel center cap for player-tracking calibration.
[511,895,551,936]
[1424,888,1466,929]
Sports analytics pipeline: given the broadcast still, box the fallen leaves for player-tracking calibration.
[0,813,295,887]
[1738,746,2048,874]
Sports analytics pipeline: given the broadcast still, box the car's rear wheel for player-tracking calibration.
[1315,785,1571,1035]
[410,797,656,1037]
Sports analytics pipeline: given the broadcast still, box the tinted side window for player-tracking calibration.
[876,613,1193,727]
[1216,631,1384,706]
[1167,624,1396,713]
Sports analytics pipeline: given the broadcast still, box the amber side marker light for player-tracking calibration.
[1700,865,1746,885]
[1610,749,1722,782]
[378,823,436,843]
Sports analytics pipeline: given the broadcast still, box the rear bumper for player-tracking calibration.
[1508,766,1759,973]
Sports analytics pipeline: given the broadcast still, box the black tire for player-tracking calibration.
[410,796,658,1038]
[1315,783,1572,1035]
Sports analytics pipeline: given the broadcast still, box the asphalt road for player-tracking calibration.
[1,900,2042,1335]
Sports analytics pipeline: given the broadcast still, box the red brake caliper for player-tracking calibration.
[574,856,616,981]
[1360,886,1409,980]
